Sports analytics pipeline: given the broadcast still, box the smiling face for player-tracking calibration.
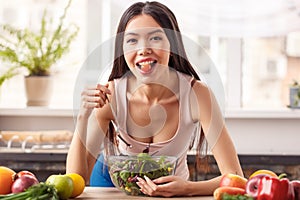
[123,14,171,82]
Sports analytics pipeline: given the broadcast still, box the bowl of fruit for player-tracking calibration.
[108,153,177,196]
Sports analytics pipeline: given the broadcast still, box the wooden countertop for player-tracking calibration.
[76,187,214,199]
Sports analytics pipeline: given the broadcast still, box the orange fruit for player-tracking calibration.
[249,169,278,179]
[66,173,85,198]
[0,166,16,194]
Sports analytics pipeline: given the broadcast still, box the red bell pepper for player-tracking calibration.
[257,176,295,200]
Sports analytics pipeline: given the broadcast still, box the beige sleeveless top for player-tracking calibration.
[113,71,199,180]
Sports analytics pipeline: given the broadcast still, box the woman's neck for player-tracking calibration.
[127,70,179,104]
[137,84,173,103]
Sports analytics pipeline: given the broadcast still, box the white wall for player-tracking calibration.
[226,119,300,155]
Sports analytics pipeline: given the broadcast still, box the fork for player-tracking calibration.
[105,94,132,149]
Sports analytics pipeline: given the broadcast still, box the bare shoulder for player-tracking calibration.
[191,80,211,98]
[189,80,214,121]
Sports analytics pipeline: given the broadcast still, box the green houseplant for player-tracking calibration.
[0,0,79,106]
[289,80,300,108]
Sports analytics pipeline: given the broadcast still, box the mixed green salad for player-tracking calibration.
[108,153,177,196]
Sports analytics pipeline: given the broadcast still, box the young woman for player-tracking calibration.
[66,1,243,197]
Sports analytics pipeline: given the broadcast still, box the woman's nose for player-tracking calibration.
[138,47,152,56]
[136,39,152,55]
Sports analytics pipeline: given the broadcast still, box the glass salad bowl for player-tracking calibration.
[108,153,177,196]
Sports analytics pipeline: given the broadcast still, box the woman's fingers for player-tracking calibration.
[81,84,111,108]
[136,175,187,197]
[81,92,104,107]
[144,176,158,191]
[136,177,154,195]
[136,177,173,197]
[96,83,111,98]
[81,101,99,109]
[77,83,111,119]
[81,96,102,108]
[137,176,171,197]
[152,175,174,184]
[97,83,111,93]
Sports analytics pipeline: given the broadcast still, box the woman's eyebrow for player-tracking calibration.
[148,29,164,35]
[124,32,138,37]
[124,29,164,37]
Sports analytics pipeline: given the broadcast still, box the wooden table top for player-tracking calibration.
[76,187,214,199]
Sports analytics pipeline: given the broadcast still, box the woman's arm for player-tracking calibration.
[189,81,243,195]
[137,174,222,196]
[183,126,243,196]
[137,81,243,196]
[192,81,243,176]
[66,84,112,183]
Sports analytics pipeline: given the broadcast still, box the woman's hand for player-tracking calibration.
[79,83,111,118]
[136,175,191,197]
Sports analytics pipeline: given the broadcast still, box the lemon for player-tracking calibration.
[66,173,85,198]
[46,174,74,200]
[249,169,278,179]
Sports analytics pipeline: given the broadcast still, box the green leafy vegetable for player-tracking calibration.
[0,182,59,200]
[222,193,254,200]
[109,153,177,196]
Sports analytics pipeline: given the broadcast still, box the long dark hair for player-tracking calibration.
[108,1,200,81]
[106,1,207,171]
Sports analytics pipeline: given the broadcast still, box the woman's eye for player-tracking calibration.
[126,38,137,44]
[150,36,162,41]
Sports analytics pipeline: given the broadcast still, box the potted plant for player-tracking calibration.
[0,0,79,106]
[289,80,300,108]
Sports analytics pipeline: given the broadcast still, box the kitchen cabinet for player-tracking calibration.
[1,151,299,183]
[0,151,67,181]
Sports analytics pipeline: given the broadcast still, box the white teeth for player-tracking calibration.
[138,60,154,66]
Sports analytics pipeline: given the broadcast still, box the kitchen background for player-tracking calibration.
[0,0,300,182]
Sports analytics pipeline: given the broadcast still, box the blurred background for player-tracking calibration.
[0,0,299,181]
[0,0,300,109]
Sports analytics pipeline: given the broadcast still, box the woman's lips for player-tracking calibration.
[136,60,157,74]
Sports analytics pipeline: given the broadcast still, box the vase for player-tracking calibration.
[24,76,53,106]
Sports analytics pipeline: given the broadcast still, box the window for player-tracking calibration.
[1,0,300,111]
[196,36,300,109]
[242,37,293,108]
[0,0,87,109]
